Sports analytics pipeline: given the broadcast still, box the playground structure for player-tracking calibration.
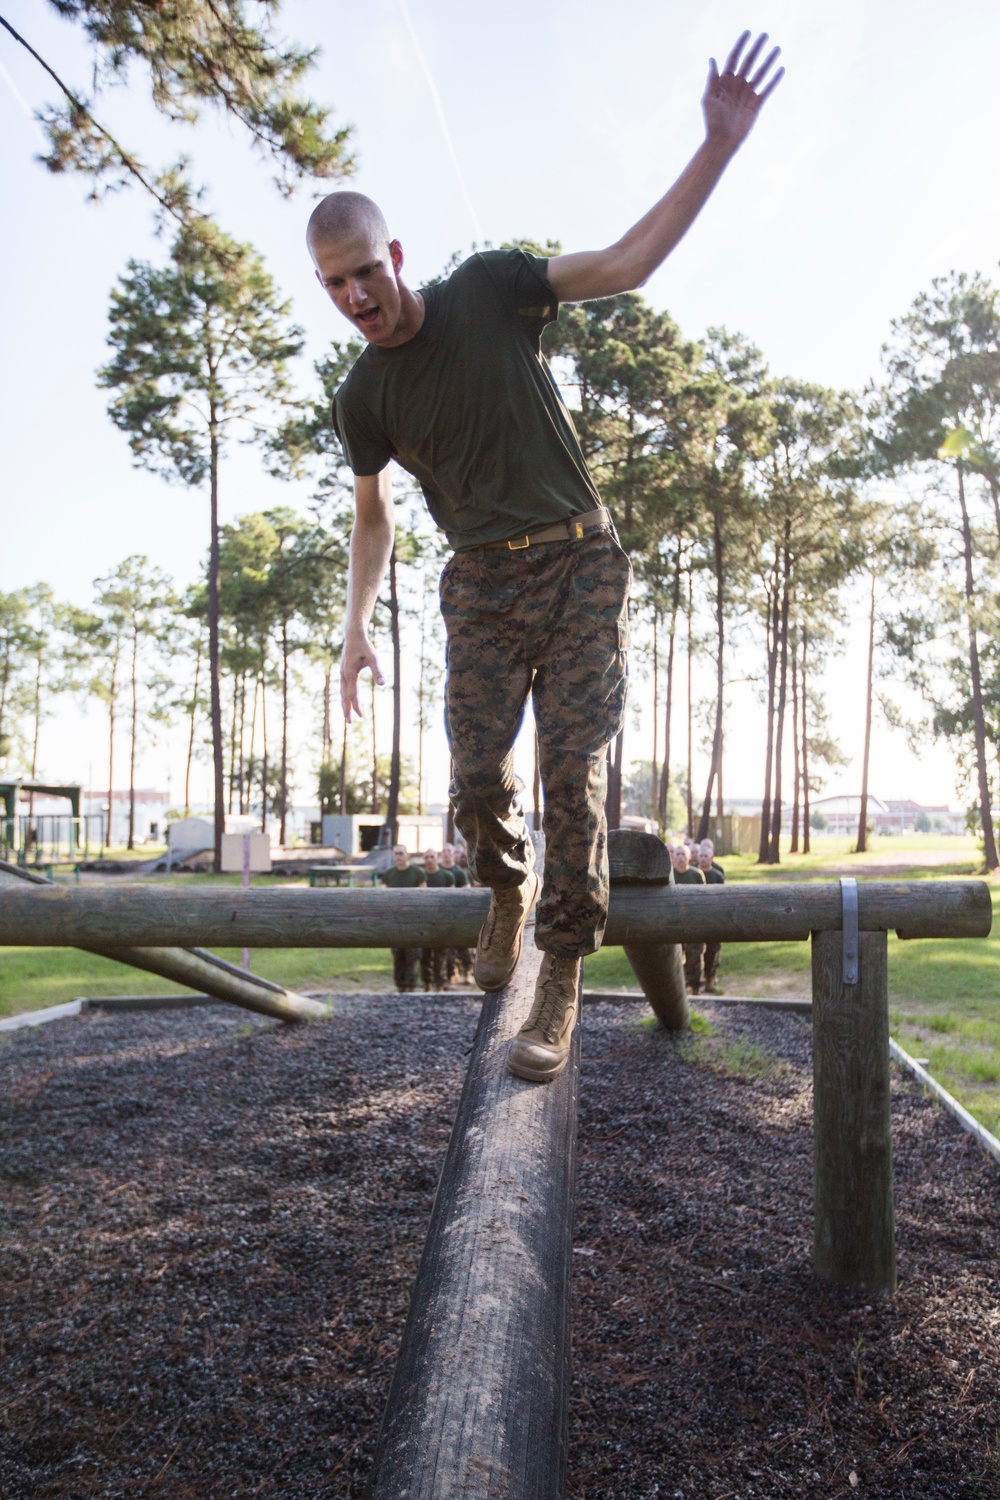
[0,836,991,1497]
[0,780,104,866]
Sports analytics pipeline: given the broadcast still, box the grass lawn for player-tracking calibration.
[3,838,998,1136]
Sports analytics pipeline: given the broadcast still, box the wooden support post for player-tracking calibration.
[621,940,688,1030]
[609,828,689,1030]
[368,934,578,1499]
[812,927,896,1294]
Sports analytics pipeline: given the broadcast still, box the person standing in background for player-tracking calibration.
[671,843,706,995]
[441,843,475,986]
[698,841,725,995]
[421,847,455,991]
[379,844,426,992]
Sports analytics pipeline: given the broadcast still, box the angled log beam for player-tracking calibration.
[0,861,326,1023]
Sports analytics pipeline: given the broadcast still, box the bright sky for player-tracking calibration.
[2,0,999,818]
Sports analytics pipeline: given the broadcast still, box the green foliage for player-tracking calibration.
[100,220,303,484]
[36,0,355,207]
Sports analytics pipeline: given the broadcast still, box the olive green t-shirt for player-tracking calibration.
[424,868,455,887]
[673,866,706,886]
[379,865,426,888]
[331,250,603,550]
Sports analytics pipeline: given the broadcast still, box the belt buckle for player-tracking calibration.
[508,535,530,550]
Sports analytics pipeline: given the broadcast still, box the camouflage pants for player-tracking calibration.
[684,944,705,994]
[440,531,631,957]
[420,948,448,991]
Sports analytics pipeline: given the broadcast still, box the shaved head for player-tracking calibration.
[308,191,423,348]
[307,192,390,256]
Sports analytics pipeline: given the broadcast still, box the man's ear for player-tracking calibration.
[314,267,324,286]
[390,238,404,274]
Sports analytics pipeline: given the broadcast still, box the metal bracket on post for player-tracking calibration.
[840,876,859,985]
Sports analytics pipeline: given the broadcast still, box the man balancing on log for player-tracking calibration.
[307,31,783,1083]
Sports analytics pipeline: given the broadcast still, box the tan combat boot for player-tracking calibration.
[473,870,541,991]
[507,953,581,1083]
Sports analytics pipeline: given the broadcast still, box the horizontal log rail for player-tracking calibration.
[0,879,990,949]
[0,861,327,1023]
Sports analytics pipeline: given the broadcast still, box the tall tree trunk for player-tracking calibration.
[957,459,999,869]
[768,562,791,864]
[184,638,201,816]
[651,611,659,817]
[227,672,238,816]
[802,629,811,855]
[106,651,118,851]
[28,653,42,831]
[758,572,780,864]
[370,674,378,814]
[446,758,455,844]
[259,669,268,835]
[790,629,801,854]
[321,660,332,766]
[686,571,694,836]
[279,618,290,845]
[658,549,682,827]
[856,574,877,855]
[697,512,726,841]
[385,546,402,845]
[246,669,259,818]
[127,620,138,850]
[207,418,225,871]
[237,669,247,815]
[988,474,1000,551]
[339,717,348,816]
[417,576,427,817]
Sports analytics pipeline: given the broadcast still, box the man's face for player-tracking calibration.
[672,847,689,873]
[312,228,405,345]
[440,845,454,868]
[697,849,713,872]
[392,845,409,870]
[424,849,439,872]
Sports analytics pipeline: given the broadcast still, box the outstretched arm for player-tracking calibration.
[340,468,394,722]
[547,31,784,304]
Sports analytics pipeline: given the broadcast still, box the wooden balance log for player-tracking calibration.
[367,934,578,1500]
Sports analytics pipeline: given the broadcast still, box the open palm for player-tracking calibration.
[703,31,784,152]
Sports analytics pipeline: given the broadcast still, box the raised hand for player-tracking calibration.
[703,31,784,153]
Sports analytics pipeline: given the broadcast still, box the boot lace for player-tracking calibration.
[528,961,576,1043]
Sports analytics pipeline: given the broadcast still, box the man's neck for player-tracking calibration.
[378,284,425,348]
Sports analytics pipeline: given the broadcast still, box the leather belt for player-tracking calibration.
[481,506,612,553]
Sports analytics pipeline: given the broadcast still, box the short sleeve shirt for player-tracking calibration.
[379,865,426,888]
[332,250,603,549]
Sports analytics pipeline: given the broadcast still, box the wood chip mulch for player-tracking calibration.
[0,994,997,1498]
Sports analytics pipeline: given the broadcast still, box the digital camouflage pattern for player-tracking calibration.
[440,530,631,957]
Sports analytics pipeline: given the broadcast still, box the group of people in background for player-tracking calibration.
[380,832,725,999]
[379,842,476,993]
[667,837,726,996]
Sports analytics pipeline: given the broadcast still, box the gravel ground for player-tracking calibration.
[0,995,997,1499]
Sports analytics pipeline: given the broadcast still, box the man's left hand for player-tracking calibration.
[703,31,784,155]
